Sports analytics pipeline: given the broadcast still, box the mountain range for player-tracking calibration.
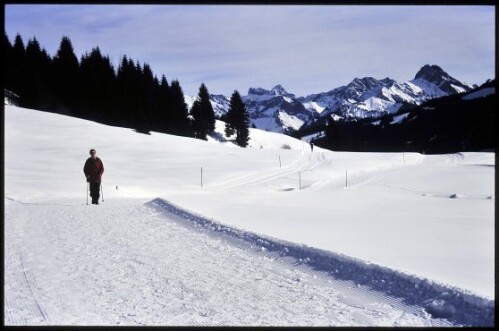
[191,65,477,134]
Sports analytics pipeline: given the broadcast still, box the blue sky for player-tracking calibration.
[5,4,495,97]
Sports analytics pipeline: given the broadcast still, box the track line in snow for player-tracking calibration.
[4,206,50,325]
[19,249,50,322]
[205,151,327,191]
[148,198,494,327]
[4,250,49,325]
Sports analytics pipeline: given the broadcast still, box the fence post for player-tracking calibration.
[345,170,348,188]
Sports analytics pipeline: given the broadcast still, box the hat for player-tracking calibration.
[89,149,96,154]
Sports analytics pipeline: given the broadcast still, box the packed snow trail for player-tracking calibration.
[4,197,492,326]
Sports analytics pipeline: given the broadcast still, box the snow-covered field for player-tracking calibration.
[4,105,495,326]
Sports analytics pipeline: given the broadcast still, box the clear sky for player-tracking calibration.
[5,4,495,97]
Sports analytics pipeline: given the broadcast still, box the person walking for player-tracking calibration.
[84,148,104,205]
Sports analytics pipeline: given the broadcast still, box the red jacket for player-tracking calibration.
[84,157,104,183]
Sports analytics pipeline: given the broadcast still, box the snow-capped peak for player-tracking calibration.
[349,77,382,89]
[248,87,270,96]
[415,64,450,82]
[247,85,294,98]
[414,64,473,94]
[271,85,289,96]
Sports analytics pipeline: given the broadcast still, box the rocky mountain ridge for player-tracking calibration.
[200,65,477,133]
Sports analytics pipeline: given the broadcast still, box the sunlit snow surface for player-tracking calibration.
[4,106,494,326]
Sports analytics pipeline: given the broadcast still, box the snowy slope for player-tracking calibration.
[4,105,494,326]
[462,87,495,100]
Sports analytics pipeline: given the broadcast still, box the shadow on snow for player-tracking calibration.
[146,198,494,327]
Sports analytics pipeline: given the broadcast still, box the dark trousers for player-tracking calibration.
[89,182,101,203]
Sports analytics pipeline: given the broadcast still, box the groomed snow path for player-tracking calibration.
[4,197,492,326]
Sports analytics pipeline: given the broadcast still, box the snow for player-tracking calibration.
[302,101,326,114]
[4,105,495,326]
[405,81,424,94]
[183,95,196,110]
[301,131,325,143]
[277,111,304,131]
[409,78,447,99]
[358,97,402,114]
[391,112,410,124]
[462,87,495,100]
[331,114,344,121]
[450,84,467,94]
[251,116,282,133]
[384,84,421,103]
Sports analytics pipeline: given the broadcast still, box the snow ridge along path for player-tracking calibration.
[148,198,494,327]
[4,196,493,326]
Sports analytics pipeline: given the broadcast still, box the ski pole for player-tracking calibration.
[86,182,89,205]
[101,182,104,202]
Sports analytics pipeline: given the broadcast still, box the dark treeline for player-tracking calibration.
[4,33,217,139]
[311,80,495,154]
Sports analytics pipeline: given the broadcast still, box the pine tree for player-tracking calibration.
[155,75,171,133]
[134,61,153,134]
[24,37,53,109]
[10,34,27,100]
[52,36,80,114]
[80,47,116,121]
[4,33,14,94]
[326,117,341,150]
[169,80,193,137]
[116,55,137,126]
[191,83,216,140]
[225,90,250,147]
